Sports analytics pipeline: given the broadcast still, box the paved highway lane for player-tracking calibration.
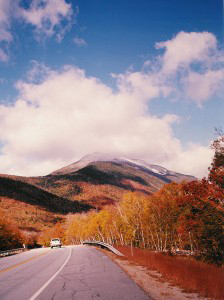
[0,245,150,300]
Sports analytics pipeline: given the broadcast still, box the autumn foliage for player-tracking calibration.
[208,133,224,189]
[63,134,224,266]
[38,222,65,246]
[115,246,224,299]
[0,208,24,250]
[63,179,223,265]
[0,134,223,270]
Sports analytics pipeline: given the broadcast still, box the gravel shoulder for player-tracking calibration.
[100,249,209,300]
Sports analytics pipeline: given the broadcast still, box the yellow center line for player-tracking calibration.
[0,250,51,274]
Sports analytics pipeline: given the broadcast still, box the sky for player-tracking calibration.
[0,0,223,177]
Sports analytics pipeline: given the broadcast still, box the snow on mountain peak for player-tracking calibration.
[50,152,193,179]
[118,157,169,175]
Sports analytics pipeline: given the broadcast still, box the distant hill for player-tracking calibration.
[0,175,92,232]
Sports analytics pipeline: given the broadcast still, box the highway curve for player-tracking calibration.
[0,245,150,300]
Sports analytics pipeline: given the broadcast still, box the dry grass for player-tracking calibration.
[115,245,224,299]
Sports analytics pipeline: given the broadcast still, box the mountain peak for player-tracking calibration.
[79,152,117,162]
[50,152,117,175]
[49,152,195,181]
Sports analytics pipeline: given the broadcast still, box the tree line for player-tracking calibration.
[41,134,224,265]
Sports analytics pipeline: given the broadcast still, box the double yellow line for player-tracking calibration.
[0,250,50,274]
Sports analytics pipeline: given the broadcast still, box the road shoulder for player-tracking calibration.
[98,248,208,300]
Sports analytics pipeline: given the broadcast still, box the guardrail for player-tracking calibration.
[83,241,124,256]
[0,248,27,257]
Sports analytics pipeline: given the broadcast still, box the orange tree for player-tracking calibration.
[208,132,224,191]
[177,179,223,265]
[175,133,224,265]
[0,208,24,250]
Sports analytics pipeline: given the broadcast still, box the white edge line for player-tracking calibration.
[29,247,72,300]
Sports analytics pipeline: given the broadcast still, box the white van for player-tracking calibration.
[50,238,62,249]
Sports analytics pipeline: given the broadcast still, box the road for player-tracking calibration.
[0,245,150,300]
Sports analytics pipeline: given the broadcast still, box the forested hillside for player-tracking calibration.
[0,176,92,249]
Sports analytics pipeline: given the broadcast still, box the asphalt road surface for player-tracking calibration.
[0,245,150,300]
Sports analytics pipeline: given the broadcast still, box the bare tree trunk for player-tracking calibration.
[149,228,158,250]
[97,226,104,241]
[113,220,124,245]
[131,240,134,256]
[163,231,168,251]
[140,221,146,248]
[189,231,194,253]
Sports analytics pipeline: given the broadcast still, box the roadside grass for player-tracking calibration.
[115,245,224,299]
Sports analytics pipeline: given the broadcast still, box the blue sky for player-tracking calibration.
[0,0,223,177]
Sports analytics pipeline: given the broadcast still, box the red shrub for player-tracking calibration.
[115,245,224,299]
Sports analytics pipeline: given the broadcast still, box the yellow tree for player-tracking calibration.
[118,192,149,248]
[148,182,185,252]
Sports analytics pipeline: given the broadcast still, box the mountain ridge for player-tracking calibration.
[33,153,196,208]
[50,152,195,181]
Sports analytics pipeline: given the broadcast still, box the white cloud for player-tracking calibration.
[157,32,224,105]
[163,143,213,178]
[113,70,173,102]
[156,31,217,74]
[0,65,213,177]
[19,0,75,41]
[25,60,51,82]
[0,31,222,177]
[73,36,87,47]
[0,0,75,61]
[119,32,224,105]
[0,0,13,61]
[183,69,224,105]
[0,0,12,41]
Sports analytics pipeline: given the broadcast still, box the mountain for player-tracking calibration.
[30,153,196,208]
[50,152,195,181]
[50,153,117,175]
[0,153,196,232]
